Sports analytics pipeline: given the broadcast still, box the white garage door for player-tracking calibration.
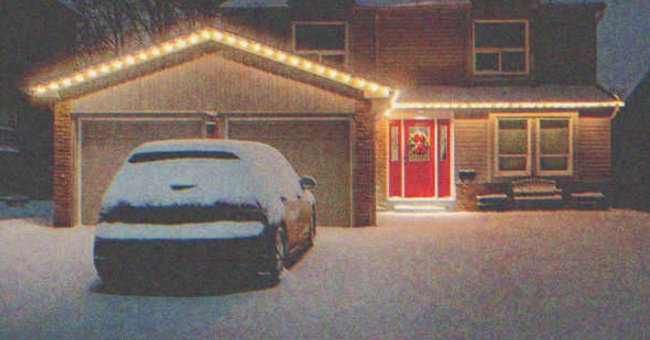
[228,119,351,226]
[80,119,204,225]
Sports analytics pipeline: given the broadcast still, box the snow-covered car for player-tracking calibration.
[93,139,317,285]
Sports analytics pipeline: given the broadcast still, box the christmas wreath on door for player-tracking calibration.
[408,131,430,155]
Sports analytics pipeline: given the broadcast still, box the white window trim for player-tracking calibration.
[493,113,575,178]
[473,19,529,75]
[535,118,574,176]
[292,21,348,66]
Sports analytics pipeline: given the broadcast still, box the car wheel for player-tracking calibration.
[266,225,287,285]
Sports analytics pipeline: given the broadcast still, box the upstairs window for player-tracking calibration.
[293,22,347,67]
[474,20,528,75]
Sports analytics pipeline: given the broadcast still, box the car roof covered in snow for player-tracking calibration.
[132,139,279,157]
[100,139,301,225]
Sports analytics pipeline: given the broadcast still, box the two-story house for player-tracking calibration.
[24,0,623,227]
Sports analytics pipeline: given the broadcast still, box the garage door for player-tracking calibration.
[80,119,204,225]
[228,120,351,226]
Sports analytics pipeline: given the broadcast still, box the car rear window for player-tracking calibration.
[128,151,239,163]
[100,202,266,224]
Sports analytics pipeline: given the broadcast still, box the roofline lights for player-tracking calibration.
[393,101,625,110]
[30,27,391,99]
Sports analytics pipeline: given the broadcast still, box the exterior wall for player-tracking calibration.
[576,117,611,182]
[454,118,493,211]
[470,3,601,86]
[375,6,470,86]
[72,53,355,113]
[454,118,489,183]
[349,9,377,78]
[52,101,74,227]
[219,3,600,88]
[532,7,598,85]
[353,100,376,226]
[375,115,388,209]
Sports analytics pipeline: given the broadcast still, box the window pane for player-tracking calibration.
[501,51,526,72]
[129,151,239,163]
[498,120,528,155]
[295,24,346,51]
[390,126,399,162]
[475,22,526,48]
[540,156,568,171]
[499,157,527,171]
[475,52,499,71]
[540,120,569,154]
[439,125,448,161]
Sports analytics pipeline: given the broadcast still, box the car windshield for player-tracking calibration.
[99,202,267,225]
[128,151,239,163]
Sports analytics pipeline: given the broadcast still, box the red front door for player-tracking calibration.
[389,119,452,199]
[404,120,435,197]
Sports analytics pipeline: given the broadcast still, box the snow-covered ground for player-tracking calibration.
[1,209,649,338]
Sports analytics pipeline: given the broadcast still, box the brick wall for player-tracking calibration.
[375,115,388,210]
[52,101,74,227]
[349,9,377,78]
[353,99,375,226]
[376,6,470,86]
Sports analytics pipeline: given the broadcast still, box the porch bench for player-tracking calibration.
[511,179,563,209]
[476,193,508,210]
[570,191,608,210]
[512,179,563,196]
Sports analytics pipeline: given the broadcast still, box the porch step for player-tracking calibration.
[385,199,455,212]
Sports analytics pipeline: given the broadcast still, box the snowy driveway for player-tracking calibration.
[1,209,649,338]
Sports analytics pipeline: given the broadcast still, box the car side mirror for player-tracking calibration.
[299,176,317,190]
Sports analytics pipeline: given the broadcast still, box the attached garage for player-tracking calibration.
[31,27,390,227]
[228,119,351,226]
[78,118,205,225]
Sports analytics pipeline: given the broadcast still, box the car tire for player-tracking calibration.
[265,225,287,285]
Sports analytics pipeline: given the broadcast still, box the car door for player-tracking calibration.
[266,148,308,250]
[280,184,305,250]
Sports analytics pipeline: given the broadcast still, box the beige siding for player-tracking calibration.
[377,7,469,86]
[72,53,355,114]
[577,117,611,182]
[454,119,489,182]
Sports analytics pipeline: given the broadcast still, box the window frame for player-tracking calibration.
[494,118,533,177]
[473,19,530,75]
[292,21,348,67]
[536,118,573,176]
[493,114,574,178]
